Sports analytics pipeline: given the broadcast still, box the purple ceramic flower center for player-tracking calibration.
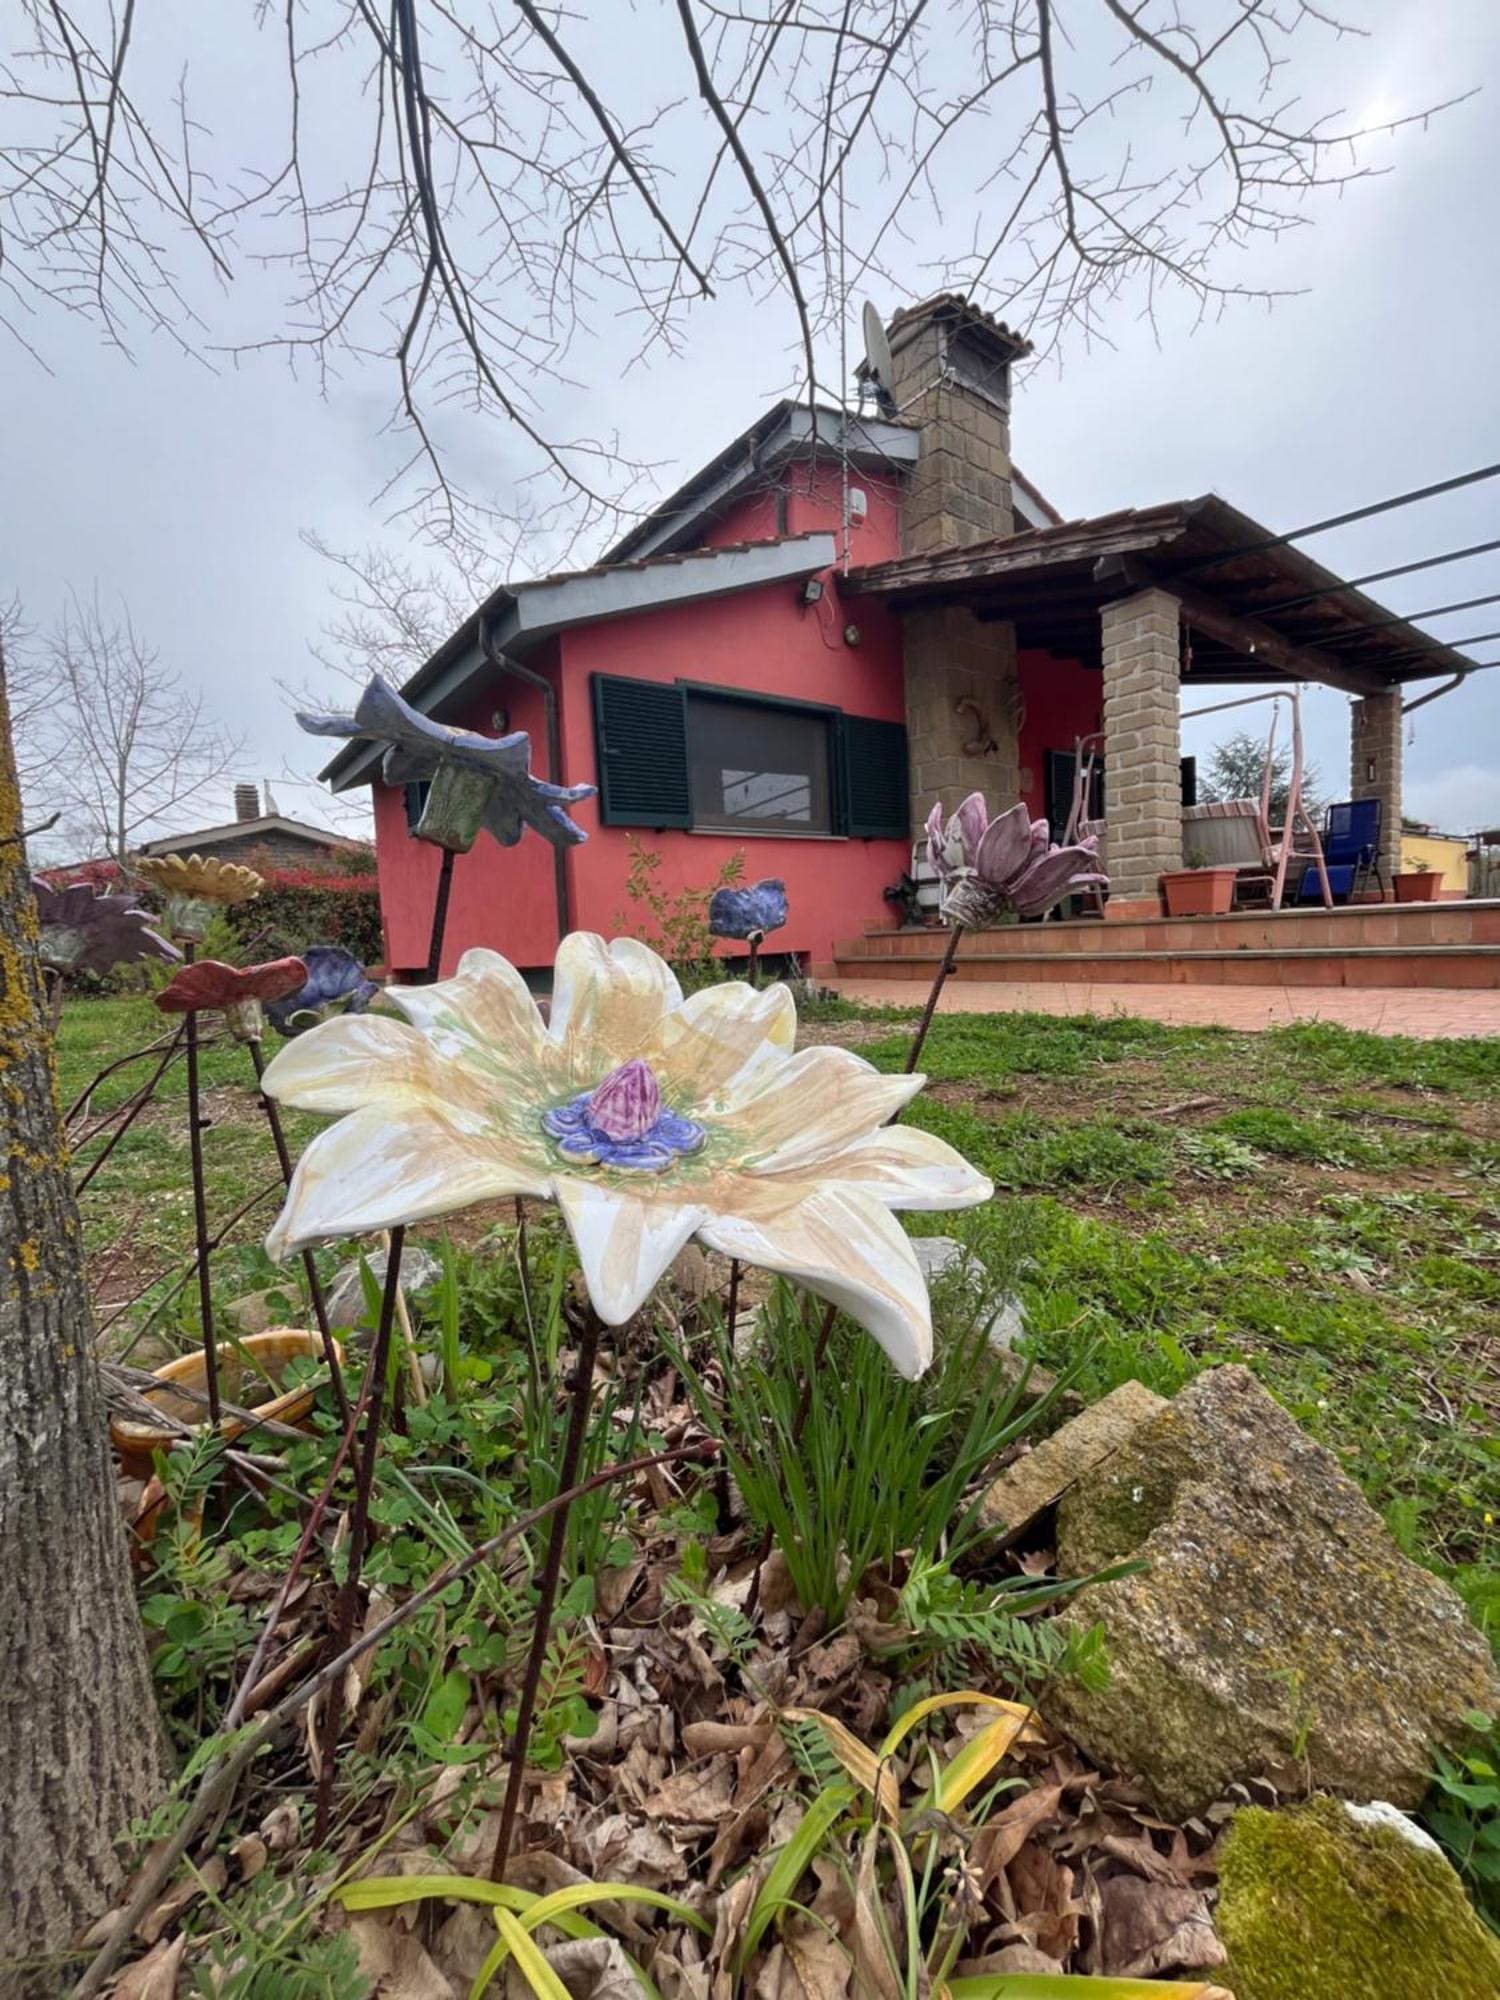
[586,1059,661,1141]
[543,1059,705,1173]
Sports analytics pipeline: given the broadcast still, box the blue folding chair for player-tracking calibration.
[1298,799,1383,903]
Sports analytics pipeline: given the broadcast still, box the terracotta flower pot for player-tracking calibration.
[110,1328,345,1470]
[1161,866,1238,917]
[1394,872,1443,903]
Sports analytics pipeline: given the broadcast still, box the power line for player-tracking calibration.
[1251,537,1500,618]
[1319,590,1500,640]
[1180,461,1500,576]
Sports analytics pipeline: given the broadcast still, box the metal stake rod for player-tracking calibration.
[312,1225,406,1842]
[903,925,962,1076]
[181,942,221,1426]
[74,1025,186,1193]
[248,1039,350,1426]
[424,846,457,983]
[490,1304,603,1880]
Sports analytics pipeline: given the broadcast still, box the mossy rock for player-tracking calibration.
[1049,1366,1498,1815]
[1219,1796,1500,1999]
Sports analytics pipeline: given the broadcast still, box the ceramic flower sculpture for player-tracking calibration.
[32,878,179,974]
[266,945,380,1037]
[260,935,993,1376]
[297,675,596,855]
[709,879,789,947]
[926,795,1105,928]
[132,853,265,942]
[155,956,308,1044]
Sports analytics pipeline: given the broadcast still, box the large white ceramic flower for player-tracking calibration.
[260,936,992,1377]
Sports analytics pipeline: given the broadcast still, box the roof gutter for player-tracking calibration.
[479,618,572,938]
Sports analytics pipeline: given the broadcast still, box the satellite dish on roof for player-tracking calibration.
[859,301,896,414]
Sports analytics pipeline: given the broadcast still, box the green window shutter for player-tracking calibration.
[591,675,692,828]
[837,715,909,839]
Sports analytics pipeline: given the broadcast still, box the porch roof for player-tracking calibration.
[844,494,1482,697]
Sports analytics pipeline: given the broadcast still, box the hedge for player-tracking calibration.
[225,864,385,968]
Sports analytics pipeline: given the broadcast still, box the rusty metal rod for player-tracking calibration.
[247,1038,349,1425]
[490,1303,604,1880]
[312,1226,406,1841]
[181,943,221,1426]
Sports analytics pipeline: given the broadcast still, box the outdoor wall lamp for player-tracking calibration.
[800,577,824,605]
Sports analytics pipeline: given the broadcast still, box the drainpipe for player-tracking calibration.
[1402,669,1467,717]
[478,617,573,939]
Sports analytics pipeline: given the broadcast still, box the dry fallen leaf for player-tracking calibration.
[229,1832,268,1882]
[1099,1874,1227,1979]
[137,1854,226,1946]
[349,1914,455,1998]
[105,1932,187,1999]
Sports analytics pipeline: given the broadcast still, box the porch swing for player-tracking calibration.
[1065,689,1333,912]
[1180,688,1332,909]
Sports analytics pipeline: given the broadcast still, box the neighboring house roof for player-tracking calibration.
[320,532,838,791]
[603,401,920,565]
[137,813,368,856]
[1012,464,1063,530]
[845,496,1480,693]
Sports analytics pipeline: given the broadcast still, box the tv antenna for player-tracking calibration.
[857,301,896,415]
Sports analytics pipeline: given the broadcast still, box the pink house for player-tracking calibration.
[319,295,1476,981]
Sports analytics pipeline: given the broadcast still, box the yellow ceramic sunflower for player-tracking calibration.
[133,853,264,939]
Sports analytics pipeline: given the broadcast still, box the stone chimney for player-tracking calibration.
[884,296,1032,835]
[884,294,1031,557]
[234,782,261,823]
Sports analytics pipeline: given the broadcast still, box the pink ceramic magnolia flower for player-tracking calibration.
[926,795,1105,928]
[260,935,994,1377]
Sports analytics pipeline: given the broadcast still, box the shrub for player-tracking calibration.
[225,863,385,966]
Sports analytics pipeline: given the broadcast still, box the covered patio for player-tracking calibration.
[846,494,1483,921]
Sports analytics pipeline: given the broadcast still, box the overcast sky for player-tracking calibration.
[4,0,1498,849]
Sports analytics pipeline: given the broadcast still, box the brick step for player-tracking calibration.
[830,944,1500,990]
[839,904,1500,960]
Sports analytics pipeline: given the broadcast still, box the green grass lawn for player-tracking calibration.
[61,990,1499,1634]
[57,993,329,1345]
[831,1004,1499,1630]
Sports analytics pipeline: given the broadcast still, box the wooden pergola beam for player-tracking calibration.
[1092,555,1389,698]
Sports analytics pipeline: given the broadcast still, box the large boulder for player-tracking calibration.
[1049,1366,1497,1816]
[1217,1796,1500,2000]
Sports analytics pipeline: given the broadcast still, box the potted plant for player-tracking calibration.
[1161,849,1239,917]
[1394,856,1443,903]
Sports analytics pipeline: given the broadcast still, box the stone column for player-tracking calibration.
[904,607,1020,834]
[1349,690,1403,891]
[1101,588,1183,916]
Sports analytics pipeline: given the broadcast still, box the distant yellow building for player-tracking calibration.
[1399,830,1468,893]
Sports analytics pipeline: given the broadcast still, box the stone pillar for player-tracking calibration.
[1350,691,1403,890]
[1101,588,1183,915]
[904,607,1020,834]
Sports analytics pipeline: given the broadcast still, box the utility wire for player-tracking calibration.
[1251,537,1500,618]
[1315,590,1500,640]
[1180,461,1500,576]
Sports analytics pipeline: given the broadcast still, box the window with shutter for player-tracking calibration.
[837,715,909,839]
[591,676,692,827]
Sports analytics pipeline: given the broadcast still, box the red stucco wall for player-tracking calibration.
[1017,648,1102,825]
[375,466,912,977]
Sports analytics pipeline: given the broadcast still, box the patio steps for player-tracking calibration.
[828,901,1500,990]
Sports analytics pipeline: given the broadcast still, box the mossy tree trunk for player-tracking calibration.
[0,652,166,1995]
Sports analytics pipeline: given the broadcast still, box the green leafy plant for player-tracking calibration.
[334,1871,709,1999]
[894,1555,1113,1696]
[674,1270,1066,1622]
[614,835,744,984]
[192,1872,372,2000]
[1423,1709,1500,1928]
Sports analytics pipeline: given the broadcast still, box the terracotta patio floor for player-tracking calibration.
[828,978,1500,1039]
